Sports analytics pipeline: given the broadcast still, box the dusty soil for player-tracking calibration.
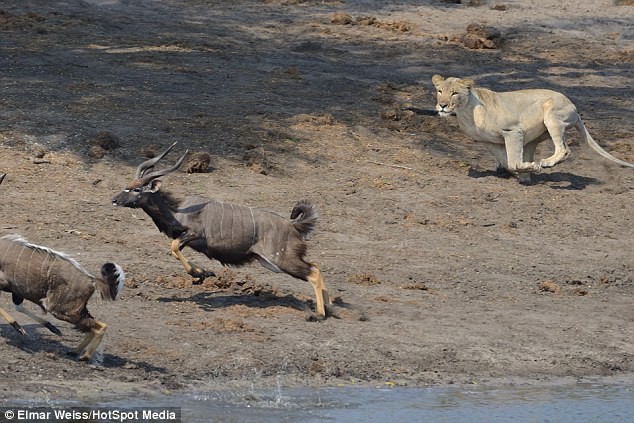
[1,0,633,401]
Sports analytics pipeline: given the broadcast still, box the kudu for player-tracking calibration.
[111,143,331,317]
[0,234,125,361]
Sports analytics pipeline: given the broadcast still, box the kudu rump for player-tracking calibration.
[0,235,125,361]
[0,173,124,360]
[112,143,332,317]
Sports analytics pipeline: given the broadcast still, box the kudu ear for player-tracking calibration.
[148,179,162,193]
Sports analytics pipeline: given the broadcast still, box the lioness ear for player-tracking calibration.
[432,74,445,88]
[460,78,475,89]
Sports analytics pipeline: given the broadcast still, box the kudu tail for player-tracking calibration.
[576,119,634,169]
[290,200,318,239]
[96,263,125,301]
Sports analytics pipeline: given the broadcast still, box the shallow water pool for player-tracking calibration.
[3,380,633,422]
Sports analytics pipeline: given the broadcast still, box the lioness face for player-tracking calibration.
[432,75,474,117]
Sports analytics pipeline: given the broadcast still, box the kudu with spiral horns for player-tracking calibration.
[111,143,331,318]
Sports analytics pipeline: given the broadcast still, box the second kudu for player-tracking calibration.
[0,234,125,361]
[111,143,332,318]
[0,176,125,361]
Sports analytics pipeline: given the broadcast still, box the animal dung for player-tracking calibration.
[88,131,120,159]
[456,23,501,49]
[243,146,272,175]
[330,12,353,25]
[184,152,211,173]
[347,273,382,286]
[538,280,561,294]
[92,131,120,150]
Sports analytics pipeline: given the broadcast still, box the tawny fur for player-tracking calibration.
[432,75,634,183]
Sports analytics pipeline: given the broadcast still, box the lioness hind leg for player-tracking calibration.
[540,99,572,168]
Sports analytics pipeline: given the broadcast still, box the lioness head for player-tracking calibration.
[432,75,475,117]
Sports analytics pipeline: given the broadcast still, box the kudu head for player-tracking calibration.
[112,143,187,208]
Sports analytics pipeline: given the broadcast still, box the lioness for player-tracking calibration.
[432,74,634,183]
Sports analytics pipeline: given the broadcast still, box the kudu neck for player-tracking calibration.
[141,191,188,239]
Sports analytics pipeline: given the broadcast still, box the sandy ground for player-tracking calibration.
[0,0,633,401]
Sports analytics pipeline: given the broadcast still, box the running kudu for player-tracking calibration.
[0,173,125,360]
[112,143,331,317]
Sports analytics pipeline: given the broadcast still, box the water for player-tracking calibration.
[3,381,633,422]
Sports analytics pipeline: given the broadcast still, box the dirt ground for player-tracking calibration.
[1,0,633,401]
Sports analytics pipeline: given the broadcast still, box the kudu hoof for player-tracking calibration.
[189,268,216,285]
[45,321,63,336]
[11,321,27,336]
[78,352,92,362]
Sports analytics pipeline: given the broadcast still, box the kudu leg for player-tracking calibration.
[76,321,107,361]
[170,238,215,284]
[0,305,26,335]
[15,304,62,336]
[307,263,331,318]
[75,331,95,354]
